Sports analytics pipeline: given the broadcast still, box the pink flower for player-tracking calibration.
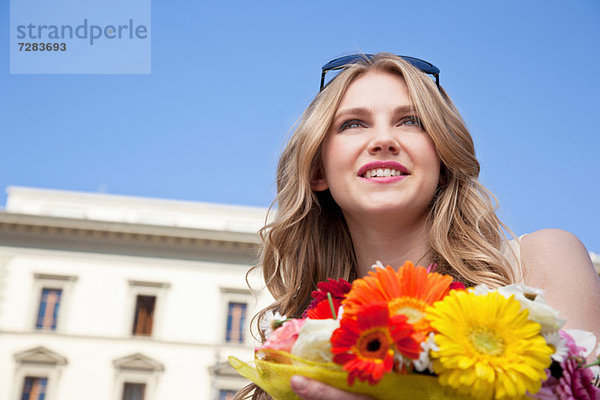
[534,370,560,399]
[449,281,466,291]
[534,331,600,399]
[561,330,586,357]
[426,263,437,273]
[555,358,600,400]
[256,319,306,362]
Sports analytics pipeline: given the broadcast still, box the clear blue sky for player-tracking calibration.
[1,1,599,251]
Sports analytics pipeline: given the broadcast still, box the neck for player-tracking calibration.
[344,212,433,277]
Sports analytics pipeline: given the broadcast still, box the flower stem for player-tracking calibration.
[582,358,600,369]
[271,318,293,330]
[327,292,337,320]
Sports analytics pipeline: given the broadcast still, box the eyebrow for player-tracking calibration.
[333,105,416,122]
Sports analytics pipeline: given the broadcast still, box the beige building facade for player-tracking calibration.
[0,187,272,400]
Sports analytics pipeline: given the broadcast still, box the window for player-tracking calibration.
[31,273,77,332]
[127,280,169,338]
[13,346,67,400]
[220,287,252,344]
[225,302,247,343]
[219,389,236,400]
[122,382,146,400]
[35,288,62,330]
[132,295,156,336]
[21,376,47,400]
[209,360,248,400]
[112,353,163,400]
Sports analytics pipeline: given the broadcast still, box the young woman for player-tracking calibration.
[239,53,600,400]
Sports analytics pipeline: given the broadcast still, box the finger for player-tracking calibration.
[290,375,373,400]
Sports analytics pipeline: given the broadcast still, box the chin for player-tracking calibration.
[354,202,414,216]
[345,198,433,221]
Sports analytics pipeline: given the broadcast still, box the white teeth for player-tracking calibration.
[363,168,406,178]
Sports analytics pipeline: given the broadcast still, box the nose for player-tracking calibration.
[367,131,400,156]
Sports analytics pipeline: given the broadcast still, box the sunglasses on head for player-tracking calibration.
[320,54,441,91]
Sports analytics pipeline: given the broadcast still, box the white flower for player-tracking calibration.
[498,284,544,300]
[393,352,404,365]
[412,332,438,373]
[469,284,493,296]
[371,260,385,270]
[393,352,413,370]
[497,284,565,335]
[259,311,286,339]
[336,305,344,320]
[291,319,339,363]
[544,331,568,362]
[471,284,565,335]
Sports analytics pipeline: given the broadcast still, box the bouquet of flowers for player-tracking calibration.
[229,261,600,400]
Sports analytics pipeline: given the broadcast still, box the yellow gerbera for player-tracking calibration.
[426,290,553,400]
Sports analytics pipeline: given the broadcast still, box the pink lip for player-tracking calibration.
[357,161,409,177]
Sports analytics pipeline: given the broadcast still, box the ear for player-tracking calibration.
[310,166,328,191]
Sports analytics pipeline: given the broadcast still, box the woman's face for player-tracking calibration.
[314,70,441,224]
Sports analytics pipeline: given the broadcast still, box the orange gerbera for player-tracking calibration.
[342,261,453,343]
[331,302,420,385]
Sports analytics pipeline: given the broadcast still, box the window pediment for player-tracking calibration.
[14,346,67,366]
[210,360,241,377]
[113,353,164,372]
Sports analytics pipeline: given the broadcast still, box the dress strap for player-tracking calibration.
[501,234,527,283]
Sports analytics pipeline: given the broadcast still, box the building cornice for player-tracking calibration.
[0,212,260,263]
[0,212,259,244]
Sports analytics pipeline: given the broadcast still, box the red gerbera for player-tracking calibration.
[303,278,351,318]
[307,297,342,319]
[330,302,420,385]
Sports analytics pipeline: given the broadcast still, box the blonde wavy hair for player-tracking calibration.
[236,53,517,399]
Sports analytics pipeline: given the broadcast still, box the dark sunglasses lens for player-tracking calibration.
[400,56,440,75]
[322,54,439,75]
[320,54,440,91]
[321,54,374,71]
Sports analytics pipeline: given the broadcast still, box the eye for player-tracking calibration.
[399,116,422,128]
[339,119,366,131]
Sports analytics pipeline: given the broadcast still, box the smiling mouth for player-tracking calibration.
[361,168,409,178]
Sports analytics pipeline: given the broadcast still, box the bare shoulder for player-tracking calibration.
[519,229,600,340]
[520,228,593,271]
